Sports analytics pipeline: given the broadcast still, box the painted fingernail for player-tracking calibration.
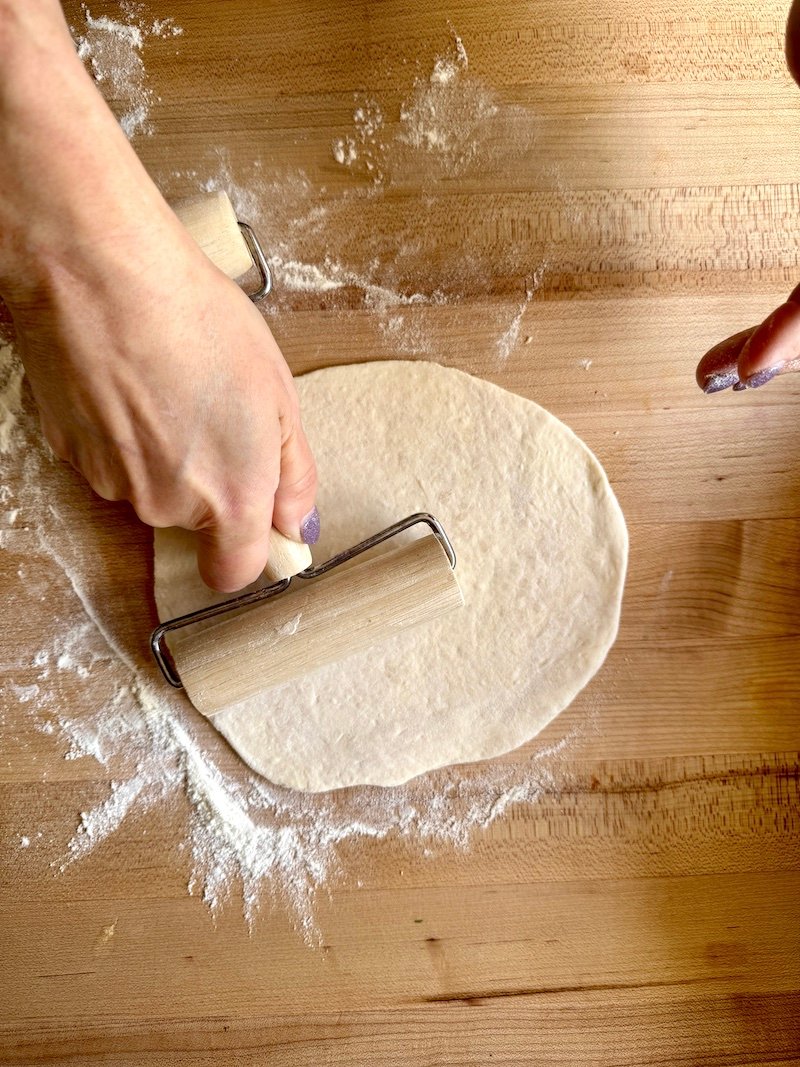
[746,364,783,389]
[300,506,320,545]
[732,381,747,391]
[703,372,739,394]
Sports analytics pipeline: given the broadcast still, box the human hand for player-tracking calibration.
[10,228,319,593]
[0,1,317,592]
[696,286,800,393]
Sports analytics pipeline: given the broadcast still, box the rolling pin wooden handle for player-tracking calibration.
[173,533,465,717]
[170,190,254,282]
[168,191,311,581]
[264,528,312,583]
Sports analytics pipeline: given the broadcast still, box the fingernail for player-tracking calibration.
[732,381,747,391]
[746,364,783,389]
[300,506,320,545]
[703,372,739,394]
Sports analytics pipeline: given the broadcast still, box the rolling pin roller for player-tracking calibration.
[151,193,464,716]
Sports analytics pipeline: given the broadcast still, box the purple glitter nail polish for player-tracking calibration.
[746,365,782,389]
[300,506,320,545]
[703,372,739,394]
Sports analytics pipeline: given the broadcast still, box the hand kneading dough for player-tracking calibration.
[154,361,627,792]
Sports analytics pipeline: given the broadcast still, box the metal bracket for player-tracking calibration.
[150,513,456,690]
[237,221,272,301]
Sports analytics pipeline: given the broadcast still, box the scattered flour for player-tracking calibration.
[11,684,39,704]
[332,137,358,167]
[152,30,548,363]
[331,99,386,178]
[73,7,183,138]
[397,31,495,167]
[0,344,24,454]
[496,266,547,361]
[330,30,509,185]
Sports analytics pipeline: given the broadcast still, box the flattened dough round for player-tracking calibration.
[154,361,627,792]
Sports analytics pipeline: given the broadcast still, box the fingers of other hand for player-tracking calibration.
[787,0,800,86]
[736,300,800,386]
[697,294,800,394]
[696,327,755,393]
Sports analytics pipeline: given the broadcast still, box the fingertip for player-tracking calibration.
[695,327,753,392]
[300,505,320,546]
[744,364,784,390]
[735,301,800,387]
[272,506,321,546]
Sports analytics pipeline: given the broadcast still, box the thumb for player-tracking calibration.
[194,517,273,593]
[271,414,319,546]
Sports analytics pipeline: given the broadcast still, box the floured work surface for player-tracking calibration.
[1,2,800,1064]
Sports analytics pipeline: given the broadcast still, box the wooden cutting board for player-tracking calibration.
[1,1,799,1063]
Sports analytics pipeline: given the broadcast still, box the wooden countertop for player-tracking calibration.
[2,1,799,1062]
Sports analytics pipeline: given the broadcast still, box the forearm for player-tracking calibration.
[0,0,173,308]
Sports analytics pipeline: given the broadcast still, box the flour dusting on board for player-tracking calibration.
[329,30,500,184]
[0,27,580,941]
[0,344,24,455]
[73,6,183,137]
[173,32,551,359]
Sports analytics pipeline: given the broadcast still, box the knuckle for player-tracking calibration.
[279,398,302,440]
[210,492,270,544]
[129,490,173,528]
[93,481,125,503]
[134,505,169,528]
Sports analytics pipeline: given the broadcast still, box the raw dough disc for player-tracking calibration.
[154,361,627,792]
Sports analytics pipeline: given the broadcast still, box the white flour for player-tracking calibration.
[73,7,183,137]
[496,266,548,361]
[0,344,24,454]
[0,25,580,941]
[179,34,548,358]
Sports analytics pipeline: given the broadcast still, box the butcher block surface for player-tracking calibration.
[1,1,799,1063]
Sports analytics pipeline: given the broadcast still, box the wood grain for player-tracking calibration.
[2,0,800,1063]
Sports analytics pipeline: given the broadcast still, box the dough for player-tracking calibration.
[154,361,627,792]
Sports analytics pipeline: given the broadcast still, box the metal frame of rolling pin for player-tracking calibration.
[236,221,272,300]
[150,512,458,689]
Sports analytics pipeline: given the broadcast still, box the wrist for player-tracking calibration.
[0,1,175,306]
[0,0,78,81]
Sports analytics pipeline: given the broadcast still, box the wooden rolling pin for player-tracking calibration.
[170,190,310,582]
[173,532,464,717]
